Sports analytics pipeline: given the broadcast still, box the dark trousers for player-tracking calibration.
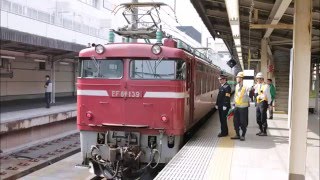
[233,107,248,137]
[256,101,268,133]
[45,92,51,108]
[269,100,273,118]
[218,107,229,135]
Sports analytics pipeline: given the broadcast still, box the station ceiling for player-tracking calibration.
[191,0,320,71]
[0,27,85,60]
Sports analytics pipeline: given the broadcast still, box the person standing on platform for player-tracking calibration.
[267,79,276,119]
[215,73,231,137]
[255,73,272,136]
[44,75,52,108]
[231,72,250,141]
[249,85,255,102]
[254,82,259,106]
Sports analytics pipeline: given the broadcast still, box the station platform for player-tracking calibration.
[155,103,319,180]
[1,97,76,132]
[0,97,77,153]
[19,102,319,180]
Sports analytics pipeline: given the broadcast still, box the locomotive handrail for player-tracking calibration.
[102,123,149,128]
[173,38,214,65]
[76,83,121,86]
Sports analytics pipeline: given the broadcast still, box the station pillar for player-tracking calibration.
[49,56,56,103]
[260,38,268,79]
[315,63,319,113]
[288,0,312,179]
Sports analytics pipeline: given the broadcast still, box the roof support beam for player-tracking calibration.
[52,52,77,61]
[270,38,319,45]
[272,46,291,52]
[311,47,320,53]
[250,23,293,29]
[0,42,18,48]
[31,48,51,54]
[0,49,48,59]
[263,0,292,38]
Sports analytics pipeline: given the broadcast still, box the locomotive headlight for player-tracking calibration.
[161,115,168,122]
[95,44,104,54]
[151,44,162,55]
[86,111,93,120]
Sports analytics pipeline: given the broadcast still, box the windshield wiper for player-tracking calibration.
[90,56,101,77]
[155,56,164,69]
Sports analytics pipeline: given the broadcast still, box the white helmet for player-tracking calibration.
[236,72,244,78]
[256,72,264,79]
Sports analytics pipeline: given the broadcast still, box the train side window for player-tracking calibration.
[201,75,206,94]
[186,62,191,89]
[196,73,201,95]
[176,60,186,80]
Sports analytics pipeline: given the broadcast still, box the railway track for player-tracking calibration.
[0,132,80,180]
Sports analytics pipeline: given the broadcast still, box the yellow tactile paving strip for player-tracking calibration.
[203,117,235,180]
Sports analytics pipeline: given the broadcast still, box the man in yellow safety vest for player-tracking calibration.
[231,72,250,141]
[255,72,272,136]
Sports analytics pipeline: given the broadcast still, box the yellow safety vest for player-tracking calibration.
[235,84,249,107]
[256,83,268,103]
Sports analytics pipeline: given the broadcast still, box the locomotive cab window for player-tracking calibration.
[130,59,186,80]
[80,59,123,79]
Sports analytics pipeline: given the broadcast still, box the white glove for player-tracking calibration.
[215,105,218,109]
[223,106,227,110]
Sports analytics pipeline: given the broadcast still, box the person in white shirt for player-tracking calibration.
[44,75,52,108]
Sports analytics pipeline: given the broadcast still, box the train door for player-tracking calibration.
[188,58,195,124]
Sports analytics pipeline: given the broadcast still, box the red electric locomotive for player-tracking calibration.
[77,37,230,178]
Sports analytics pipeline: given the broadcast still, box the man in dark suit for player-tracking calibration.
[215,73,231,137]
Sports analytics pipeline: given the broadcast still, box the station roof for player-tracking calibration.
[0,27,86,60]
[191,0,320,71]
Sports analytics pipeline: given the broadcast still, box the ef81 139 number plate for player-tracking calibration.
[110,90,142,98]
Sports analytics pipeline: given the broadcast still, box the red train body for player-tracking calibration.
[77,39,224,178]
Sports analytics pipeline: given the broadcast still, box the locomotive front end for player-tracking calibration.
[77,43,188,178]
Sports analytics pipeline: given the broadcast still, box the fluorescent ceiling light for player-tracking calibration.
[34,59,46,62]
[236,47,241,52]
[1,55,15,59]
[234,38,241,46]
[225,0,239,20]
[59,62,69,65]
[231,25,240,36]
[238,52,242,57]
[251,59,261,62]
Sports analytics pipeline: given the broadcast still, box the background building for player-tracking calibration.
[0,0,116,101]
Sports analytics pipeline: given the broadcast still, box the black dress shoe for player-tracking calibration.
[256,131,262,136]
[269,116,273,119]
[259,132,268,136]
[218,133,228,137]
[240,136,245,141]
[231,135,240,139]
